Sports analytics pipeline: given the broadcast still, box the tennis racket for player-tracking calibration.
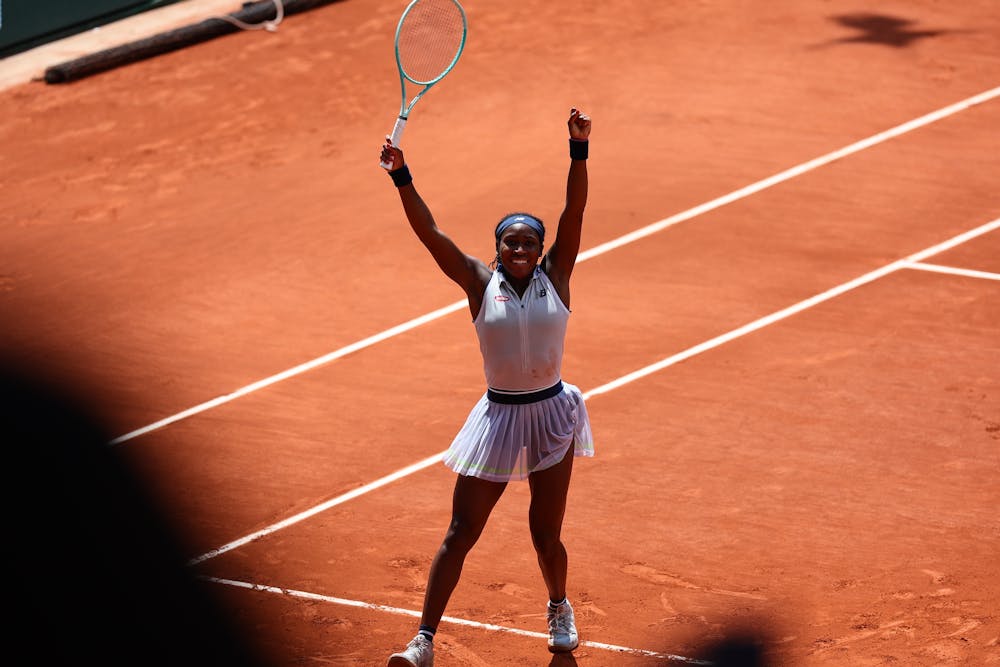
[379,0,468,169]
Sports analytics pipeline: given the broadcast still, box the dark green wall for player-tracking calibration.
[0,0,182,57]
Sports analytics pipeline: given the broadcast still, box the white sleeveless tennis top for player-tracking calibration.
[474,267,569,392]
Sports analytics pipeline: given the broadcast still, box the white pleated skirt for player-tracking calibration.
[443,382,594,482]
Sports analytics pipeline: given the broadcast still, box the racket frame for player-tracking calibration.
[381,0,467,168]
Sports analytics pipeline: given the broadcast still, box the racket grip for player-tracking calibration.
[380,117,407,170]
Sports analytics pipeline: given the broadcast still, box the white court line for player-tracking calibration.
[576,85,1000,262]
[109,85,1000,445]
[188,217,1000,565]
[187,451,447,565]
[905,261,1000,282]
[585,219,1000,398]
[110,300,467,444]
[201,576,711,664]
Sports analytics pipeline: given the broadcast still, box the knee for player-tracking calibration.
[443,518,484,554]
[530,527,563,557]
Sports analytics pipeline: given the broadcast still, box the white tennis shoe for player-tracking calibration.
[547,599,579,652]
[387,634,434,667]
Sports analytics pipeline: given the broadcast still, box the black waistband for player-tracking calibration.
[487,381,564,405]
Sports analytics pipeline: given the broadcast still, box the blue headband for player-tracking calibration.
[495,214,544,244]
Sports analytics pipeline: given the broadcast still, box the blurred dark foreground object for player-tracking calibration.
[696,630,772,666]
[0,366,270,667]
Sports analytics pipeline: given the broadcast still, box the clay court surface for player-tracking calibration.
[2,0,999,664]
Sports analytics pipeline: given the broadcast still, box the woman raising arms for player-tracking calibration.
[381,108,594,667]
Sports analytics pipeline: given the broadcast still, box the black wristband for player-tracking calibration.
[569,139,588,160]
[389,164,413,187]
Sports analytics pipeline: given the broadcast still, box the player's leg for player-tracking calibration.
[389,473,507,665]
[421,473,508,630]
[528,446,573,599]
[528,447,578,652]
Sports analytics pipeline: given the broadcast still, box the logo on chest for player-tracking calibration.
[495,295,511,302]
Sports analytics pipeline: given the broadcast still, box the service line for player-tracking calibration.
[110,85,1000,445]
[904,262,1000,282]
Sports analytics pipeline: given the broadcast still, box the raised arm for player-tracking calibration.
[380,139,491,315]
[543,109,591,303]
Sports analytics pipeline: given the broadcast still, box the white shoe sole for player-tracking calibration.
[548,639,579,653]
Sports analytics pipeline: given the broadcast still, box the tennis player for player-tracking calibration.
[380,108,594,666]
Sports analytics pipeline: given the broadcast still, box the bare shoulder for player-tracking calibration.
[471,258,493,289]
[465,258,494,319]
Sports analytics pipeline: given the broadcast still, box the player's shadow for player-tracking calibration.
[812,13,965,49]
[548,652,578,667]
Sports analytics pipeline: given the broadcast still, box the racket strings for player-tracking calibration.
[397,0,466,84]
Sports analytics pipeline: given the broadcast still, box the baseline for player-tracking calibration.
[203,576,709,664]
[109,85,1000,445]
[188,217,1000,565]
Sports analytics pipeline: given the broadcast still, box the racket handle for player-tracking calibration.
[380,117,408,170]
